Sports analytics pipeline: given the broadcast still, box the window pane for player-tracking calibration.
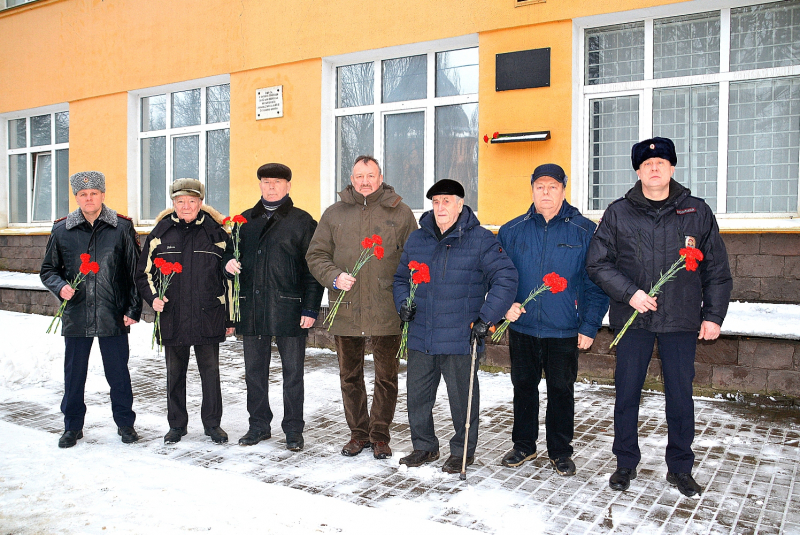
[141,136,166,220]
[55,149,70,218]
[141,95,166,132]
[335,114,374,192]
[173,135,199,181]
[382,55,427,103]
[337,63,374,108]
[435,103,479,209]
[206,129,230,215]
[727,77,800,213]
[9,154,27,223]
[585,23,644,85]
[172,89,201,128]
[30,114,51,147]
[588,95,640,210]
[653,85,719,211]
[731,0,800,72]
[8,118,26,149]
[654,12,720,79]
[32,153,52,222]
[436,48,479,97]
[384,112,425,210]
[55,111,69,144]
[206,84,230,124]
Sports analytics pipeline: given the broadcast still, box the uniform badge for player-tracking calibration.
[685,236,696,248]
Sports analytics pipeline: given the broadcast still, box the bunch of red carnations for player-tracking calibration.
[47,253,100,334]
[151,257,183,351]
[396,261,431,360]
[490,272,568,342]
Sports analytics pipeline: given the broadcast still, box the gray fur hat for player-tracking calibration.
[70,171,106,194]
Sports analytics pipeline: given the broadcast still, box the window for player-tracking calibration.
[579,0,800,217]
[328,39,479,211]
[5,109,69,224]
[1,0,38,10]
[137,81,230,221]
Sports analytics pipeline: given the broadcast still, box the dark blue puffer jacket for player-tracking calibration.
[393,206,518,356]
[498,201,609,339]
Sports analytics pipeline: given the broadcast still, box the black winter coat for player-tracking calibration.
[40,206,142,337]
[225,198,324,337]
[135,206,232,346]
[586,179,732,332]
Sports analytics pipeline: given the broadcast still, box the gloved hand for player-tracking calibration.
[470,318,492,343]
[399,300,416,323]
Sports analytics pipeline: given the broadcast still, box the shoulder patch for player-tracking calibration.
[676,207,697,215]
[117,213,133,221]
[54,216,67,223]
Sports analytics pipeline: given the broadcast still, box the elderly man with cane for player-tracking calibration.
[393,179,517,475]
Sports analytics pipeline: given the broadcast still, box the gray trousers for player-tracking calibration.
[406,349,480,457]
[243,335,306,435]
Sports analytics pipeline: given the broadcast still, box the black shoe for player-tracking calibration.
[442,454,473,474]
[58,430,83,449]
[609,467,637,491]
[164,427,187,444]
[205,426,229,444]
[117,426,140,444]
[667,472,702,497]
[399,449,440,467]
[238,428,271,446]
[550,457,576,476]
[501,448,536,468]
[285,433,304,451]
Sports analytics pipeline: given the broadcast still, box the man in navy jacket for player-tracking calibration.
[497,164,608,476]
[393,179,518,473]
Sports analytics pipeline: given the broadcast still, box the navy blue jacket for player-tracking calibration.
[393,206,518,356]
[498,201,609,339]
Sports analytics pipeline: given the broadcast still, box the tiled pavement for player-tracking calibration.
[2,338,800,534]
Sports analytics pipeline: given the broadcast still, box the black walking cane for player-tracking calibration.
[460,323,495,481]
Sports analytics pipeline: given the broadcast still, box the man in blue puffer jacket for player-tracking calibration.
[393,179,518,473]
[497,164,609,476]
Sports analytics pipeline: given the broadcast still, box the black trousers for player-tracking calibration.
[165,344,222,429]
[613,329,697,473]
[406,349,480,457]
[62,335,135,431]
[508,330,579,459]
[243,335,306,435]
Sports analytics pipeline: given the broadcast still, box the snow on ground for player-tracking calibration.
[0,270,46,290]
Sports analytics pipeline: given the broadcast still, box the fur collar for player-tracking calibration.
[65,205,118,230]
[154,204,225,225]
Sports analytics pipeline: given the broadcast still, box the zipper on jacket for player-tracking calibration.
[442,244,451,279]
[636,229,643,261]
[537,223,549,324]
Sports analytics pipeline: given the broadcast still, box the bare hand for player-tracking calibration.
[504,303,525,322]
[226,259,241,275]
[629,290,657,314]
[300,316,316,329]
[152,297,168,313]
[698,321,721,340]
[123,316,137,327]
[336,272,356,291]
[577,334,594,350]
[60,285,75,300]
[226,327,236,336]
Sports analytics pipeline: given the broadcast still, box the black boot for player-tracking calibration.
[58,430,83,449]
[205,426,229,444]
[164,427,187,444]
[609,467,637,491]
[667,472,702,497]
[399,450,440,467]
[501,448,536,468]
[238,428,271,446]
[285,433,304,451]
[118,426,140,444]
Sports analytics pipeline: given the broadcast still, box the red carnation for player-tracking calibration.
[79,263,91,275]
[233,215,247,224]
[172,262,183,274]
[374,246,384,260]
[89,262,100,274]
[409,260,420,271]
[222,216,231,225]
[159,263,173,276]
[483,134,489,144]
[362,237,373,249]
[543,272,568,293]
[493,131,499,139]
[80,253,91,263]
[372,234,382,245]
[154,257,165,268]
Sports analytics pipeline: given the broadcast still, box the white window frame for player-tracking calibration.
[321,35,479,215]
[128,74,231,225]
[573,0,800,229]
[1,103,69,228]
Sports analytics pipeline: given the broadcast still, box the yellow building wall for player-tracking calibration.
[68,92,129,214]
[477,21,574,226]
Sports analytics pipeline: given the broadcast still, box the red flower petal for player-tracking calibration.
[222,216,231,225]
[372,234,382,245]
[89,262,100,274]
[362,237,373,249]
[172,262,183,274]
[233,215,247,224]
[80,254,91,263]
[412,272,424,285]
[79,263,91,275]
[375,246,384,260]
[154,257,165,268]
[493,131,499,139]
[409,260,420,271]
[483,135,489,144]
[160,263,173,275]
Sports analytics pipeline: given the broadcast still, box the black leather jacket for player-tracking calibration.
[40,205,143,337]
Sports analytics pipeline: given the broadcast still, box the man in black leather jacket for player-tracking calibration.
[40,171,143,448]
[224,163,323,450]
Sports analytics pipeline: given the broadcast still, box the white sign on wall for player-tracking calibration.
[256,86,283,120]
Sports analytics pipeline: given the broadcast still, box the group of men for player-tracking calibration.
[41,135,731,498]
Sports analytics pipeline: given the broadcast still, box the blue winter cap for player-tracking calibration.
[531,163,568,186]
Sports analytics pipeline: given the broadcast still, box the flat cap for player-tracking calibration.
[170,178,205,200]
[426,179,465,200]
[631,137,677,170]
[70,171,105,194]
[531,163,568,186]
[257,163,292,181]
